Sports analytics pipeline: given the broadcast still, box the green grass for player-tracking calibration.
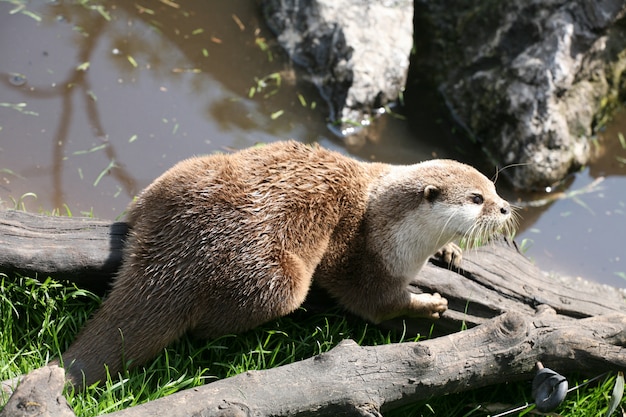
[1,273,624,416]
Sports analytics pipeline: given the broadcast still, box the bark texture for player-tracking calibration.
[0,210,127,292]
[2,310,625,417]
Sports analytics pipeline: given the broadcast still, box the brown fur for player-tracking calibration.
[54,141,513,387]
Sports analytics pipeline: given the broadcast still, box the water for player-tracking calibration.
[1,1,625,288]
[514,113,626,289]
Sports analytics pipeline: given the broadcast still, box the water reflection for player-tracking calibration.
[1,1,327,214]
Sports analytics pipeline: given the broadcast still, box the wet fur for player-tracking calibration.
[55,141,512,387]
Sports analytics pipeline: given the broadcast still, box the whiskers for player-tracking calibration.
[460,208,519,249]
[491,162,533,184]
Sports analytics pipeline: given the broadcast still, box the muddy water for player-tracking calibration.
[1,1,625,288]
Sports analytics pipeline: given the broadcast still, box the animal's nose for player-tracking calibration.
[500,203,510,215]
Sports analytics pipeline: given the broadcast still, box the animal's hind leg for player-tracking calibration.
[275,250,316,314]
[190,250,316,339]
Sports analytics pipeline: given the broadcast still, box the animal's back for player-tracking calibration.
[58,141,380,386]
[125,141,377,334]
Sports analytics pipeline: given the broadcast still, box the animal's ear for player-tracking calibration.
[423,185,440,202]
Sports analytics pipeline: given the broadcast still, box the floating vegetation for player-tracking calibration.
[93,160,116,187]
[76,61,90,71]
[72,143,108,155]
[270,109,284,120]
[248,72,281,99]
[296,92,317,110]
[127,55,138,68]
[171,68,201,73]
[0,167,25,180]
[618,132,626,149]
[0,102,39,116]
[135,4,155,15]
[297,93,307,107]
[158,0,180,9]
[255,36,273,62]
[232,14,245,31]
[6,1,42,22]
[90,4,111,21]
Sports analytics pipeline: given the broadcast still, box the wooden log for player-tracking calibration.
[102,310,626,416]
[0,366,74,417]
[3,309,625,417]
[404,239,626,334]
[0,210,127,292]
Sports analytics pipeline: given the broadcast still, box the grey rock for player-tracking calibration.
[262,0,413,138]
[418,0,626,189]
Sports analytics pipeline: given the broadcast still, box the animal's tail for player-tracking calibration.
[53,284,191,389]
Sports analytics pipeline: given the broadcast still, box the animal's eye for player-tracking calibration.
[471,193,484,205]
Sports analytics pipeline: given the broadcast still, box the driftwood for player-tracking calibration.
[0,210,128,292]
[1,210,625,416]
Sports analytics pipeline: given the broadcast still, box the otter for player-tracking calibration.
[54,140,514,388]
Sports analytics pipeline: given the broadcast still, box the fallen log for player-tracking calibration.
[0,210,128,292]
[3,309,625,417]
[0,210,625,416]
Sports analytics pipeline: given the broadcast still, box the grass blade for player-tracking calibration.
[605,371,624,417]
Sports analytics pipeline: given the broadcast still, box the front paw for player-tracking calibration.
[409,292,448,319]
[435,242,462,268]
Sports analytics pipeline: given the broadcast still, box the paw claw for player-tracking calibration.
[435,242,463,268]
